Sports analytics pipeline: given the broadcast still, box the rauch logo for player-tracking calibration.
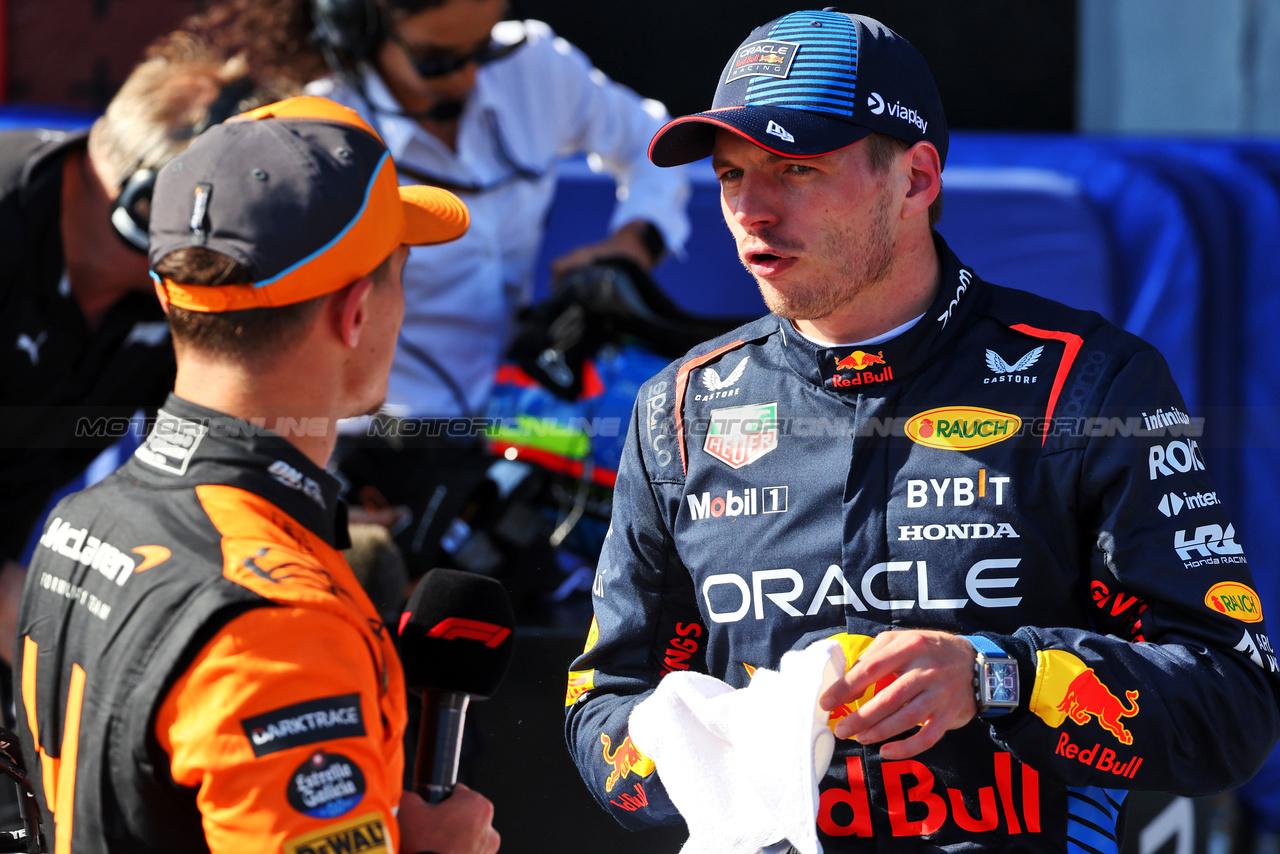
[905,407,1021,450]
[1205,582,1264,623]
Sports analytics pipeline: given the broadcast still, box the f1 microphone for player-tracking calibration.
[398,569,515,803]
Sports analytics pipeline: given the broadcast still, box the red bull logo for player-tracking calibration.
[1056,670,1139,745]
[600,734,656,793]
[819,752,1042,838]
[610,783,649,812]
[835,350,887,371]
[1031,650,1140,746]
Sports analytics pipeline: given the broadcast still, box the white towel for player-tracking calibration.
[628,638,847,854]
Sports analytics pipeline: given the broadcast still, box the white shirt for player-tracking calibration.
[307,20,691,417]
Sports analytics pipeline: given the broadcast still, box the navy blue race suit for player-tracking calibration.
[566,233,1280,851]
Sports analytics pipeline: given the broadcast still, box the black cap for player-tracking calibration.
[649,9,947,168]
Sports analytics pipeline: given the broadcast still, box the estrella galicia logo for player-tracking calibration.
[241,694,366,757]
[287,751,366,819]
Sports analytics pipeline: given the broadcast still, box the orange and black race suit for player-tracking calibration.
[12,394,407,854]
[566,233,1280,851]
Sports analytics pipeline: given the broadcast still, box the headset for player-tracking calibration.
[311,0,385,66]
[109,76,258,253]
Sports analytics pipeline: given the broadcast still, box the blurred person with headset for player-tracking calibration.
[0,37,273,675]
[302,0,690,422]
[0,35,277,835]
[171,0,693,586]
[173,0,692,587]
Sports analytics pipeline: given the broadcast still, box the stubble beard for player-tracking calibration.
[750,186,896,322]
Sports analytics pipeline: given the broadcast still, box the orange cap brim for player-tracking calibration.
[401,184,470,246]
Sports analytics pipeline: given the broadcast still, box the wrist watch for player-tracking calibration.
[961,634,1019,717]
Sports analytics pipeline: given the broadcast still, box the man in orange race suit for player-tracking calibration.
[12,96,499,854]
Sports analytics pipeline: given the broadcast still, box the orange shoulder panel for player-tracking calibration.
[155,606,407,854]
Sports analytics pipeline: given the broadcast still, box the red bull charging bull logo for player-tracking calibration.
[1031,650,1145,779]
[831,350,893,388]
[835,350,886,371]
[1056,670,1139,745]
[600,734,656,793]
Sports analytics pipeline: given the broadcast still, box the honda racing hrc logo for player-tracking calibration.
[703,402,778,469]
[1174,524,1245,569]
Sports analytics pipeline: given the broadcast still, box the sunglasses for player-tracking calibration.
[391,31,526,79]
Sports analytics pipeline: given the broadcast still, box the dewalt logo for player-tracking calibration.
[905,407,1021,451]
[283,812,388,854]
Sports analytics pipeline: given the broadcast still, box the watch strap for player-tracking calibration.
[962,634,1007,660]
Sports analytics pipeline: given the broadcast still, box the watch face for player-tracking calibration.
[985,661,1018,705]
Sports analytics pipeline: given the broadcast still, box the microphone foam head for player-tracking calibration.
[398,568,515,698]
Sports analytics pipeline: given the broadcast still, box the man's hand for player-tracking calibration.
[1,559,26,667]
[818,630,977,760]
[398,785,500,854]
[550,220,659,281]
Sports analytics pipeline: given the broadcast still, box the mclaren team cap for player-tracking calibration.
[649,8,948,168]
[149,96,470,313]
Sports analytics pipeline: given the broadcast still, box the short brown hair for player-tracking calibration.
[156,248,325,362]
[155,247,398,361]
[864,132,944,227]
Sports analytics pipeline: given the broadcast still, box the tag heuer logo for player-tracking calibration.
[703,402,778,469]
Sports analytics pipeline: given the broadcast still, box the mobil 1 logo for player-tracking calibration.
[687,486,788,521]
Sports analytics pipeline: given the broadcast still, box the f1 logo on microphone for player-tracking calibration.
[400,614,512,648]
